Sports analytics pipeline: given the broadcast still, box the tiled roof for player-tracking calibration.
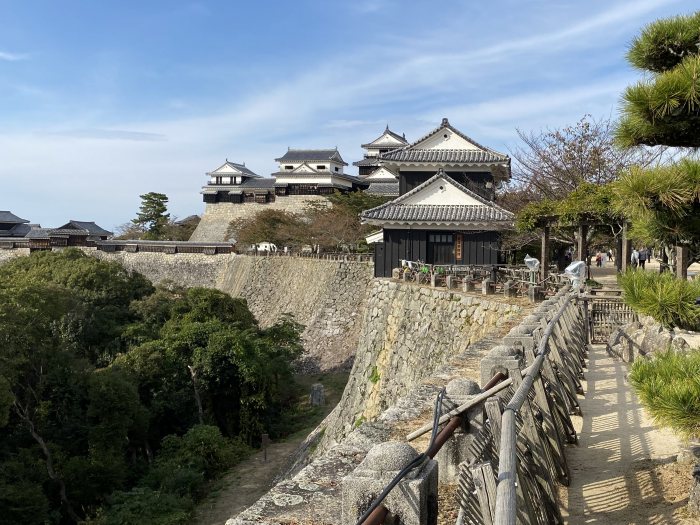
[353,157,381,167]
[361,170,514,227]
[379,118,509,165]
[0,211,29,224]
[361,204,513,223]
[59,220,112,236]
[3,223,32,237]
[366,182,399,196]
[208,161,261,179]
[239,178,277,189]
[26,228,90,239]
[361,126,408,148]
[379,149,508,164]
[275,148,347,165]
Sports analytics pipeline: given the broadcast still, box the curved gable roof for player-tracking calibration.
[207,160,261,179]
[361,125,408,149]
[379,118,510,166]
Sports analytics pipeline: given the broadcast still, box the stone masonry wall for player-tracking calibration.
[608,314,699,362]
[87,249,233,288]
[0,248,30,266]
[190,195,332,242]
[312,280,524,457]
[1,248,373,371]
[216,256,374,371]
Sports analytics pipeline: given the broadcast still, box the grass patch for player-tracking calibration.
[275,371,349,441]
[629,349,700,438]
[369,365,381,384]
[619,270,700,329]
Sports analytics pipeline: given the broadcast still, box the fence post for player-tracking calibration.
[342,442,438,525]
[436,379,481,483]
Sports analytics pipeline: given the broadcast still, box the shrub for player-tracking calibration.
[629,349,700,438]
[97,487,192,525]
[619,270,700,329]
[144,425,250,497]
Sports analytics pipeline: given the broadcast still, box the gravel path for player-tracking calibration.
[560,344,693,524]
[193,439,302,525]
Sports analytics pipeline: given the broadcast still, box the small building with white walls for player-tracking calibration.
[361,118,514,277]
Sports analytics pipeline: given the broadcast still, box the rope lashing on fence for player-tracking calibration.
[406,370,532,442]
[355,388,447,525]
[493,295,575,525]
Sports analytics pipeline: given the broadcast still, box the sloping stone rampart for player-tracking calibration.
[217,256,374,371]
[1,248,373,371]
[190,196,332,242]
[309,281,524,461]
[87,250,374,371]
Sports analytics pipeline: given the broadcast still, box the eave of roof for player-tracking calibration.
[360,169,514,227]
[0,211,29,224]
[353,157,382,166]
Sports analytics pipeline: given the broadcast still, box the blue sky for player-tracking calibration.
[1,0,697,231]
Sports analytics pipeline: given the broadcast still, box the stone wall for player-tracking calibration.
[1,248,373,371]
[190,195,332,242]
[608,314,699,362]
[231,284,536,525]
[89,251,374,371]
[216,256,374,371]
[311,281,524,458]
[0,248,30,266]
[88,249,233,288]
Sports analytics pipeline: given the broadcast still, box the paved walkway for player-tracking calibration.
[561,344,693,524]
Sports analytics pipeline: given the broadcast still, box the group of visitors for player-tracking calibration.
[630,246,651,269]
[594,250,613,267]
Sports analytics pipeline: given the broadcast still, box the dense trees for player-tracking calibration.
[0,250,303,524]
[617,11,700,148]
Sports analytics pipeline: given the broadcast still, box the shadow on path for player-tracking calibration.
[561,344,692,524]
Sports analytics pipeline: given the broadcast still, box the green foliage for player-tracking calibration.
[619,270,700,329]
[0,249,154,364]
[368,365,380,384]
[628,11,700,73]
[228,191,390,251]
[612,160,700,248]
[0,251,305,523]
[227,209,305,246]
[94,488,192,525]
[629,350,700,438]
[132,192,171,239]
[516,183,622,232]
[617,11,700,148]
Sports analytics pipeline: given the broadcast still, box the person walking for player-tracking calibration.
[638,246,647,269]
[631,248,639,269]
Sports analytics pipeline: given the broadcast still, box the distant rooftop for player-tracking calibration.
[275,148,348,166]
[0,211,29,224]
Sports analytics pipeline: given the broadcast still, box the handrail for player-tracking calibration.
[493,295,573,525]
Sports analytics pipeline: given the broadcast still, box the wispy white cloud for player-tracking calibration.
[0,50,28,61]
[47,128,167,141]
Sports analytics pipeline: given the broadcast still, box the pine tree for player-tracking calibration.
[614,11,700,274]
[132,192,170,239]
